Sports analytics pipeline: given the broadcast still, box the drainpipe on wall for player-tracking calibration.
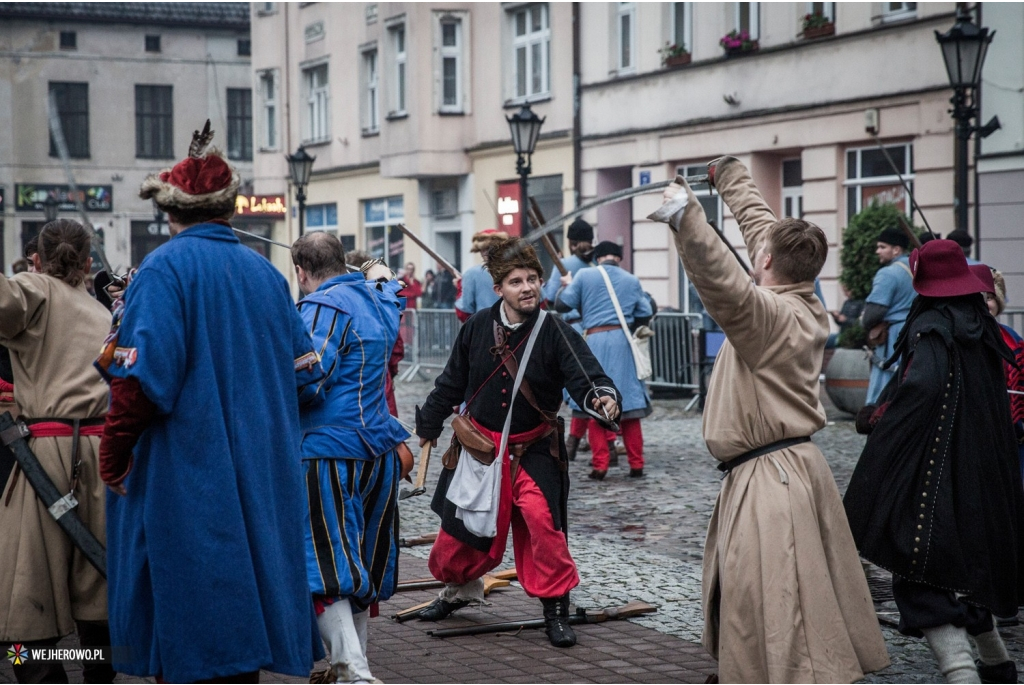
[572,1,581,210]
[973,3,982,261]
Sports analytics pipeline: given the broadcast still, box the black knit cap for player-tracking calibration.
[947,230,973,249]
[877,226,909,249]
[566,218,594,242]
[593,240,623,260]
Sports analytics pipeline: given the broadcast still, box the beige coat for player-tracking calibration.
[652,159,889,683]
[0,272,111,640]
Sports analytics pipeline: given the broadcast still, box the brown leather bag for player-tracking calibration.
[866,322,890,348]
[451,414,496,466]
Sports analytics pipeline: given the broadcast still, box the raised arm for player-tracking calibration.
[711,156,778,257]
[648,176,778,365]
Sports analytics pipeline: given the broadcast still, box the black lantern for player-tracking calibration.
[286,146,316,236]
[934,8,998,247]
[506,104,545,231]
[42,195,60,223]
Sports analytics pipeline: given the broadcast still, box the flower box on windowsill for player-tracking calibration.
[802,23,835,39]
[663,52,692,68]
[723,40,759,57]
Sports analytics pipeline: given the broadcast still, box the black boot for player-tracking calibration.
[76,620,117,684]
[565,435,580,461]
[417,597,470,621]
[541,595,576,648]
[976,659,1018,684]
[587,469,606,481]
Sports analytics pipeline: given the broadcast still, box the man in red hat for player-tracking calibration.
[846,239,1024,684]
[98,122,326,683]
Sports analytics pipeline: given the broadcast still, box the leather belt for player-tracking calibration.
[718,436,811,475]
[585,324,621,336]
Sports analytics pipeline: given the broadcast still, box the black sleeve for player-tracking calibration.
[861,302,888,330]
[0,346,12,384]
[553,316,621,417]
[416,319,473,440]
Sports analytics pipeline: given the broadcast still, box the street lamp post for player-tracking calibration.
[934,8,998,238]
[42,195,60,223]
[286,146,316,237]
[506,104,545,232]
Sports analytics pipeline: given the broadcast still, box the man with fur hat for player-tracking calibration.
[415,237,621,647]
[98,122,326,682]
[454,229,508,322]
[555,240,653,479]
[862,226,916,404]
[649,156,889,682]
[542,218,602,460]
[846,241,1024,684]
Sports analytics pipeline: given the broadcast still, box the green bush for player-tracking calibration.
[836,322,867,350]
[839,203,914,301]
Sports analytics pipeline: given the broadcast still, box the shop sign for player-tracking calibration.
[15,184,113,212]
[235,194,287,218]
[496,181,522,237]
[861,183,908,215]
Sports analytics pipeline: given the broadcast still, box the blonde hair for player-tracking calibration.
[765,218,828,284]
[991,268,1007,316]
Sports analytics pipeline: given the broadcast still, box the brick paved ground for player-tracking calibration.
[2,377,1021,683]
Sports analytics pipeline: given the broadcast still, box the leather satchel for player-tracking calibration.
[451,414,496,466]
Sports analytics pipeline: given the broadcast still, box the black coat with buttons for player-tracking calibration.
[844,295,1024,617]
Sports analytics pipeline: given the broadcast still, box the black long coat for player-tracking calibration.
[844,295,1024,617]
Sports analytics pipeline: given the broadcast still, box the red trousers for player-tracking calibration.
[570,417,615,441]
[590,418,644,471]
[428,465,579,599]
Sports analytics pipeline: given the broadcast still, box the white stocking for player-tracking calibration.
[923,624,980,684]
[317,600,374,683]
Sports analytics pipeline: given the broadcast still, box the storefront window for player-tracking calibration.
[845,143,914,221]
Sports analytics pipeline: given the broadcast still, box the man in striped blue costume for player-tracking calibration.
[292,232,410,684]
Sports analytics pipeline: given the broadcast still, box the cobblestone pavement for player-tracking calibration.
[3,377,1020,683]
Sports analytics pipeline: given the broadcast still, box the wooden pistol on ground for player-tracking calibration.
[391,569,518,622]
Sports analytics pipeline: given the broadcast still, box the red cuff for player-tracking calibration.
[100,377,157,486]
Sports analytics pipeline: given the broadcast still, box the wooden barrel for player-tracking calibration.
[824,348,871,415]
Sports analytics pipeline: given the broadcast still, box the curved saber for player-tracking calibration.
[523,176,707,243]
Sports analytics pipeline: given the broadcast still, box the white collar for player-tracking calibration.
[499,302,525,331]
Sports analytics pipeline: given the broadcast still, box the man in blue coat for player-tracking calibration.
[98,125,326,683]
[541,219,601,461]
[291,232,409,684]
[556,241,653,479]
[455,229,506,322]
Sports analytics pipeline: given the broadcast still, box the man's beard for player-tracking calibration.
[505,288,539,315]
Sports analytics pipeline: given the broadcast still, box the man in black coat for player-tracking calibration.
[415,237,620,648]
[845,240,1024,684]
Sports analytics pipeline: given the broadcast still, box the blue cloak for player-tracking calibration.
[104,223,325,682]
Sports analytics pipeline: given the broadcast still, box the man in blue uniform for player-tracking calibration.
[542,219,602,460]
[556,241,653,479]
[455,229,507,322]
[98,123,325,683]
[291,232,409,684]
[861,226,915,404]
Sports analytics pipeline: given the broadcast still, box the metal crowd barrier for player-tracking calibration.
[399,308,705,396]
[1000,309,1024,335]
[398,308,461,381]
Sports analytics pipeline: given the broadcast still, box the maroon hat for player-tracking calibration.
[968,264,996,295]
[909,239,988,298]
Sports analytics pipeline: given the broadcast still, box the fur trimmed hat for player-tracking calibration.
[470,229,510,254]
[139,120,240,219]
[485,237,543,285]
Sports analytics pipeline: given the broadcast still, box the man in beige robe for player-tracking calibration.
[649,157,889,683]
[0,228,113,683]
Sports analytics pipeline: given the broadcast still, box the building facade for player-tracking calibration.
[250,1,575,282]
[578,1,963,312]
[0,2,254,275]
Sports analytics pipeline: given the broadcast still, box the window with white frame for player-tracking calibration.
[617,3,636,73]
[510,4,550,101]
[439,17,462,112]
[735,2,760,40]
[305,203,338,233]
[807,2,835,22]
[672,3,693,53]
[364,196,405,272]
[882,2,916,22]
[259,70,278,150]
[845,143,914,221]
[363,49,379,133]
[390,25,407,115]
[303,64,329,143]
[782,158,804,219]
[677,164,724,315]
